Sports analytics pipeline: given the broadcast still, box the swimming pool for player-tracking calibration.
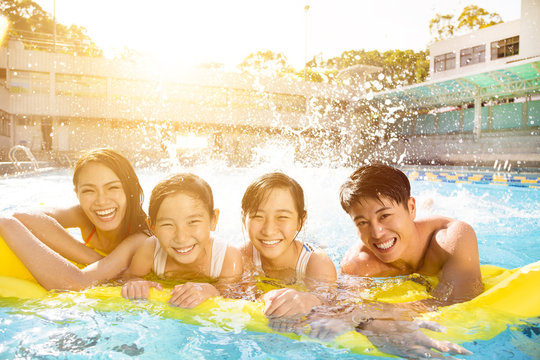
[1,164,539,359]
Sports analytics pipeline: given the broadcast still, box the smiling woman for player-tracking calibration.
[12,148,150,264]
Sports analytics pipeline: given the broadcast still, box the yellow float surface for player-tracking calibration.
[1,235,539,357]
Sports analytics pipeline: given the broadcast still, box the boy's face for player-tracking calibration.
[348,195,416,264]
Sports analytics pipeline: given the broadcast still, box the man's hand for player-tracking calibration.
[358,319,471,359]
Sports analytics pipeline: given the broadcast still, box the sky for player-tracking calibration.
[33,0,521,69]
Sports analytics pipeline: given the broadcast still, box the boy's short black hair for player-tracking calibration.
[339,164,411,213]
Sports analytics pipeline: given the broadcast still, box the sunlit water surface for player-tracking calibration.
[0,164,539,359]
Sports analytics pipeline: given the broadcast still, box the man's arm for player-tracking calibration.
[431,220,484,303]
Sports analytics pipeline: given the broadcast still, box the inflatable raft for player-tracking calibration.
[1,236,539,357]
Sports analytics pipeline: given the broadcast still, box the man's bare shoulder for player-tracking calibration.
[417,216,476,253]
[340,243,383,276]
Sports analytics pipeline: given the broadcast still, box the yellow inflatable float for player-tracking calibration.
[1,235,539,357]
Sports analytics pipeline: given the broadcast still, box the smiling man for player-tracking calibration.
[339,163,483,304]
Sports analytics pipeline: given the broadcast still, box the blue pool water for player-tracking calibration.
[0,165,539,359]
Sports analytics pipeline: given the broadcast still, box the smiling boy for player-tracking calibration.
[339,164,483,304]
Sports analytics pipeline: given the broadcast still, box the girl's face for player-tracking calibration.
[244,187,303,261]
[76,162,127,233]
[153,192,218,266]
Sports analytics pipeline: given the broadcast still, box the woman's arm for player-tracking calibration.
[0,216,144,291]
[13,206,103,264]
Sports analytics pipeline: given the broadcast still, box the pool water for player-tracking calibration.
[0,165,539,359]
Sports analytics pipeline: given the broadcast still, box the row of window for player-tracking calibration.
[4,71,307,113]
[387,99,540,136]
[434,36,519,72]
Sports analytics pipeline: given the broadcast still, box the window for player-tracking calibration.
[10,71,50,94]
[491,36,519,60]
[56,74,106,97]
[460,45,485,66]
[0,111,9,137]
[434,52,456,72]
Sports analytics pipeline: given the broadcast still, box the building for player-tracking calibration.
[0,39,352,167]
[372,0,540,169]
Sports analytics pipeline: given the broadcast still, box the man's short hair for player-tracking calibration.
[340,164,411,213]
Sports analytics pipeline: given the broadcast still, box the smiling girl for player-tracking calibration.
[240,172,336,317]
[121,173,243,307]
[13,148,150,264]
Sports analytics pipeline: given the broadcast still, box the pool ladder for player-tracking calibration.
[8,145,39,171]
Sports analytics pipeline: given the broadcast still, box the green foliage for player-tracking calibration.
[320,49,429,90]
[238,50,294,76]
[0,0,102,56]
[457,5,503,30]
[429,5,502,42]
[239,48,428,91]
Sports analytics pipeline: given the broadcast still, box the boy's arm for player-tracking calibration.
[13,206,103,264]
[431,220,483,303]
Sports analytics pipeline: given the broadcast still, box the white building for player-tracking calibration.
[373,0,540,168]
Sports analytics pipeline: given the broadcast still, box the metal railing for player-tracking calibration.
[8,145,39,171]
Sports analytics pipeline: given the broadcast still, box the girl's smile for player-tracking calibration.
[154,192,218,268]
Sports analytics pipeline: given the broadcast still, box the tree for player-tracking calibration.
[429,14,456,42]
[457,5,503,31]
[429,5,502,42]
[238,50,295,77]
[317,49,429,90]
[0,0,102,56]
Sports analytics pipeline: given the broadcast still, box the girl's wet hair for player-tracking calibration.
[241,172,306,225]
[148,173,214,226]
[73,148,150,236]
[340,163,411,213]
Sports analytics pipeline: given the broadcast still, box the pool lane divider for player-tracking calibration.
[406,170,540,188]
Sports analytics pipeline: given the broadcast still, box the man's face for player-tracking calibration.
[348,196,416,264]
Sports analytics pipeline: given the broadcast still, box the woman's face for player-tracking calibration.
[244,187,303,261]
[76,162,127,233]
[153,192,217,266]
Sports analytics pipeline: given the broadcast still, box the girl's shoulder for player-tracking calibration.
[238,241,253,259]
[215,239,243,278]
[304,243,337,282]
[127,235,157,277]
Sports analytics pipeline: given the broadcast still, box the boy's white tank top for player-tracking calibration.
[152,236,227,278]
[252,242,315,282]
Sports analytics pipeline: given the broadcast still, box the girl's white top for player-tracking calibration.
[252,242,315,282]
[152,235,227,278]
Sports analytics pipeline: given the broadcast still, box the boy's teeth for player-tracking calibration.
[375,238,396,250]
